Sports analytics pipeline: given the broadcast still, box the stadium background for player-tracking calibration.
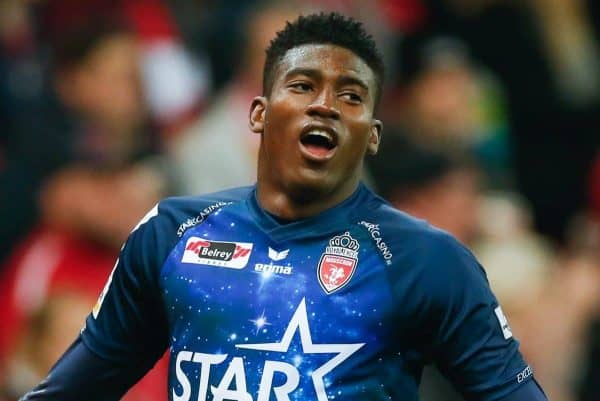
[0,0,598,400]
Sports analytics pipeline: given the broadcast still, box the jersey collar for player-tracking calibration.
[245,183,372,242]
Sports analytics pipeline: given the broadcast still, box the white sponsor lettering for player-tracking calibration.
[358,221,393,265]
[200,247,231,259]
[173,352,229,401]
[257,361,300,401]
[182,237,253,269]
[173,351,193,401]
[195,353,228,401]
[254,263,292,275]
[210,357,252,401]
[173,354,299,401]
[172,299,364,401]
[517,366,533,383]
[177,202,233,237]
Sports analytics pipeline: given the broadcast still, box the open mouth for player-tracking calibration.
[299,129,338,159]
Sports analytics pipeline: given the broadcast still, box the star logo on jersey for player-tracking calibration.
[317,232,360,294]
[236,298,364,401]
[268,247,289,261]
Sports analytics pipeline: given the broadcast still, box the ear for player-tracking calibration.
[367,119,382,155]
[249,96,268,134]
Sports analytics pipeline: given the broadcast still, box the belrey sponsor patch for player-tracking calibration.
[182,237,253,269]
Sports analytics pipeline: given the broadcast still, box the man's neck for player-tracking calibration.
[255,179,360,221]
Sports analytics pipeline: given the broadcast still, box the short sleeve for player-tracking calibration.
[416,233,533,401]
[81,204,169,364]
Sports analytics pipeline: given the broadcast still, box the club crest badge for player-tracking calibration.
[318,232,360,294]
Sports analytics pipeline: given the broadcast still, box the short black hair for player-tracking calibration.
[263,12,385,105]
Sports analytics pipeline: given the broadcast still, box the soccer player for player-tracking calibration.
[20,12,547,401]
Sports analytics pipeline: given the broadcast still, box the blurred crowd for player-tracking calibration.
[0,0,598,400]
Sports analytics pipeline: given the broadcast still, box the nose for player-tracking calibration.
[306,90,340,119]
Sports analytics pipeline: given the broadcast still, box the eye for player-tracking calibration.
[340,92,363,104]
[288,82,312,92]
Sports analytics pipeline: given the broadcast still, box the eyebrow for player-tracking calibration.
[284,67,370,92]
[337,75,369,92]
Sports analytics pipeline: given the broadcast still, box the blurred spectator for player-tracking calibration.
[590,152,600,220]
[368,134,484,401]
[0,1,598,400]
[389,36,480,149]
[0,226,169,401]
[34,0,210,136]
[0,229,118,370]
[566,171,600,401]
[43,19,169,247]
[369,132,600,401]
[368,133,482,244]
[52,20,145,163]
[123,0,210,135]
[2,289,96,399]
[165,0,257,94]
[579,317,600,401]
[385,33,512,188]
[0,18,170,401]
[475,197,600,401]
[422,0,600,243]
[169,2,303,195]
[0,0,69,264]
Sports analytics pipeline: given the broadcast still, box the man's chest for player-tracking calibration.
[162,215,394,337]
[159,215,411,400]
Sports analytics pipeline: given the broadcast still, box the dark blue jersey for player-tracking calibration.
[35,184,541,401]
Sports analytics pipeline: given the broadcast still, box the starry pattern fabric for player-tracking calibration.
[82,184,532,401]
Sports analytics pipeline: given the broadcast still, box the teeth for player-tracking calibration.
[307,129,333,143]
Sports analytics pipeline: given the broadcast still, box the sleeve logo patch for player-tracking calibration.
[517,365,533,383]
[494,305,513,340]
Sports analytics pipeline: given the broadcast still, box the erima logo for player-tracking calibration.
[268,247,289,261]
[255,247,292,275]
[172,299,364,401]
[182,237,253,269]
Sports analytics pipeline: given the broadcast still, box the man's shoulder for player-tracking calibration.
[358,192,478,276]
[358,192,451,246]
[127,186,252,247]
[159,186,252,214]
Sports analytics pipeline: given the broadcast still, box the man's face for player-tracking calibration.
[250,44,381,198]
